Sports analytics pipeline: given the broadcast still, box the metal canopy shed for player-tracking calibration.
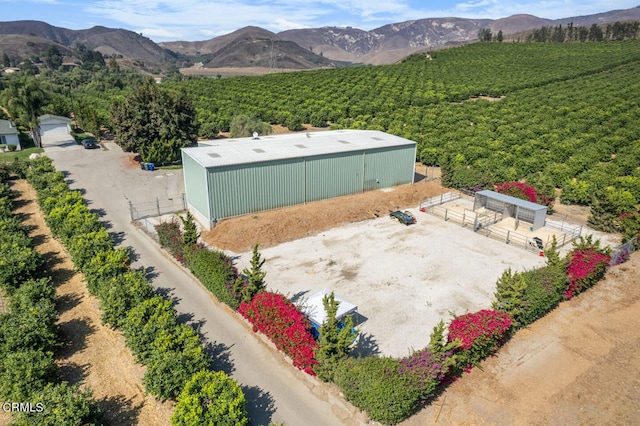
[473,190,547,231]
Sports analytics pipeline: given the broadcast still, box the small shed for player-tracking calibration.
[39,114,71,137]
[300,288,358,329]
[0,119,20,150]
[473,190,547,231]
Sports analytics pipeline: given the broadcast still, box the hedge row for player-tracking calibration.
[20,157,248,424]
[0,175,102,425]
[155,220,241,310]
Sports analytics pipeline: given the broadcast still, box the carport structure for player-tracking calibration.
[473,190,547,231]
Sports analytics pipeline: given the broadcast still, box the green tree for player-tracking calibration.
[110,78,198,158]
[75,98,102,138]
[172,370,248,426]
[43,45,63,70]
[229,114,272,138]
[497,30,504,42]
[180,211,200,248]
[314,292,357,382]
[15,382,103,426]
[240,243,266,303]
[2,75,50,147]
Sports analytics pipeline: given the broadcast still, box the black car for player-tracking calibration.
[82,139,99,149]
[390,210,417,225]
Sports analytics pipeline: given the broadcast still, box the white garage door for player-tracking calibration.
[41,123,70,136]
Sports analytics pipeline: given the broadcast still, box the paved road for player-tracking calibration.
[43,137,347,426]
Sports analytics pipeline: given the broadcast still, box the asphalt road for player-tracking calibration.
[43,137,348,426]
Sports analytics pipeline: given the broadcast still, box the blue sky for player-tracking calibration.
[1,0,638,42]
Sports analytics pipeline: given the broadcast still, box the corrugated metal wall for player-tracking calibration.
[208,159,304,219]
[182,152,210,223]
[305,152,363,202]
[199,144,415,221]
[364,147,416,191]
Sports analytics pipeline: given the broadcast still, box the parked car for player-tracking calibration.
[82,139,99,149]
[390,210,416,225]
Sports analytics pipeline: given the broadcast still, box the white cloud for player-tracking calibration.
[78,0,640,41]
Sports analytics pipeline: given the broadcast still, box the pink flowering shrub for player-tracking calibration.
[155,219,186,265]
[565,247,610,299]
[238,292,318,375]
[447,309,512,371]
[495,181,538,203]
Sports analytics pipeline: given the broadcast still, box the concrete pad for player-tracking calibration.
[233,208,548,358]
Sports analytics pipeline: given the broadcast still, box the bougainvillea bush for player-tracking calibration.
[155,219,185,265]
[447,309,512,371]
[565,247,610,299]
[495,181,538,202]
[238,291,318,375]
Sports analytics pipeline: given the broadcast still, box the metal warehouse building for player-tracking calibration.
[181,130,417,229]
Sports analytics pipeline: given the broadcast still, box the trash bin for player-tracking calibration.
[148,163,155,171]
[142,162,149,170]
[140,162,146,170]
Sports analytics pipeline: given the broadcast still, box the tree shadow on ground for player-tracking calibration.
[56,292,83,314]
[41,251,76,284]
[96,394,143,426]
[206,341,235,376]
[57,317,97,357]
[289,290,309,305]
[110,230,126,245]
[142,266,159,281]
[242,385,277,426]
[90,207,107,218]
[58,361,90,385]
[350,332,380,357]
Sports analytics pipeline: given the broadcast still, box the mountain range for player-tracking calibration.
[2,7,640,71]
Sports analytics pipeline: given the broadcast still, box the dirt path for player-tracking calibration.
[204,176,446,252]
[10,180,172,425]
[404,250,640,425]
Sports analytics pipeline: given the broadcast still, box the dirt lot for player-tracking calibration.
[404,249,640,425]
[203,172,446,253]
[8,180,172,426]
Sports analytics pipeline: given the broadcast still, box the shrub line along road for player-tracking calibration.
[43,137,349,426]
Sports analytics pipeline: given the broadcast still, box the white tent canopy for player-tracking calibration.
[300,288,358,327]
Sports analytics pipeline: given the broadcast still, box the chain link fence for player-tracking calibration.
[128,194,187,221]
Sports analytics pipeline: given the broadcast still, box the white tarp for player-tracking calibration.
[300,288,358,326]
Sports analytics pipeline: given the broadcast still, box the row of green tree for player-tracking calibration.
[0,169,103,425]
[16,157,249,425]
[528,21,640,43]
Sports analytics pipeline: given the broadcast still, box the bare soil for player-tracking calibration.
[8,180,172,426]
[404,250,640,425]
[203,174,446,253]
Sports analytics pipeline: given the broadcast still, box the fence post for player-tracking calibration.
[156,197,161,216]
[506,230,510,244]
[444,209,448,221]
[440,194,443,205]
